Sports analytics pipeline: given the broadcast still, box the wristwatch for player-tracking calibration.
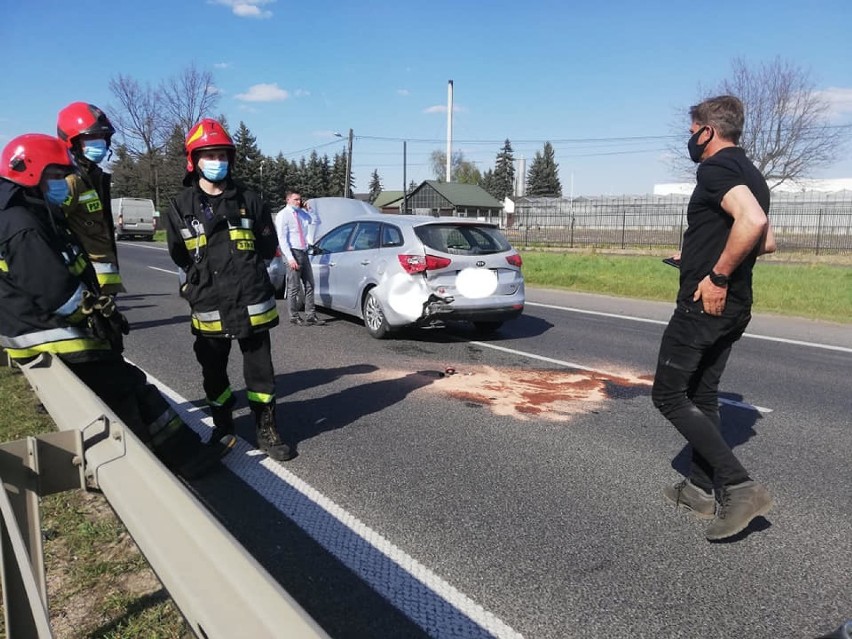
[709,270,729,287]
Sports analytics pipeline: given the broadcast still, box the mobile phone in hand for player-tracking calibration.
[662,257,681,269]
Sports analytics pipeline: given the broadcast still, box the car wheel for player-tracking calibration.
[362,289,390,339]
[473,320,503,335]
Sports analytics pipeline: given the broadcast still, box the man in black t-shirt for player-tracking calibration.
[652,95,776,541]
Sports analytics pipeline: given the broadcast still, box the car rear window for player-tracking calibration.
[414,224,511,255]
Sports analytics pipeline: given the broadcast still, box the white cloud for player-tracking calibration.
[816,87,852,121]
[235,83,289,102]
[208,0,274,19]
[213,62,232,69]
[397,89,410,96]
[423,104,466,114]
[294,88,311,98]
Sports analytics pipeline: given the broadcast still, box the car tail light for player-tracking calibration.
[425,254,451,270]
[398,254,427,274]
[274,247,282,257]
[397,254,453,274]
[506,253,522,267]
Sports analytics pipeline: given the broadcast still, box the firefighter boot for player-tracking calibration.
[254,404,295,462]
[209,405,238,454]
[157,422,224,480]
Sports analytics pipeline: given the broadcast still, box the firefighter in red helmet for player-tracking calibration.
[56,102,124,294]
[164,119,293,461]
[0,133,228,479]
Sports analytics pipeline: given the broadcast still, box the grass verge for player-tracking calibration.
[520,251,852,323]
[0,363,190,638]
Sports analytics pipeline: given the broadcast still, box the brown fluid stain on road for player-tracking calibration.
[428,364,651,421]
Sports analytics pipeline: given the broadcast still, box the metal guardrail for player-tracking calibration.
[1,352,329,639]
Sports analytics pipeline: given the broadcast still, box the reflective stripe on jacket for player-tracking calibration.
[62,165,124,294]
[0,180,112,363]
[165,182,279,339]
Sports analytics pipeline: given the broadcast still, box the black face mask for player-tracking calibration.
[687,126,714,163]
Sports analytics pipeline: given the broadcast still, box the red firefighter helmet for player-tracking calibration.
[0,134,75,188]
[184,118,235,172]
[56,102,115,149]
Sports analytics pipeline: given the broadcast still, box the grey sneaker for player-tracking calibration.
[706,480,773,540]
[663,479,716,520]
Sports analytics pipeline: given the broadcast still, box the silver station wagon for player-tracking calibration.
[305,198,525,338]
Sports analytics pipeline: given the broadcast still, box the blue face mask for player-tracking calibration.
[200,160,229,182]
[45,179,70,205]
[81,139,108,164]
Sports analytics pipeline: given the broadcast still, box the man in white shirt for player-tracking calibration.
[274,190,324,326]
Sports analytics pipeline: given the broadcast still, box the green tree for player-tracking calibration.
[319,154,332,196]
[329,152,351,197]
[526,141,562,197]
[368,169,383,203]
[158,125,189,205]
[479,169,494,198]
[109,144,145,198]
[231,121,263,191]
[455,161,481,185]
[298,151,326,199]
[430,150,479,183]
[491,139,515,200]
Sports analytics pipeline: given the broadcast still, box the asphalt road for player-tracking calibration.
[116,240,852,639]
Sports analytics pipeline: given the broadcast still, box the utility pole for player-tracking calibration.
[446,80,453,182]
[345,128,353,198]
[402,140,407,214]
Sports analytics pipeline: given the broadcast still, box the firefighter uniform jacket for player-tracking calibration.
[165,181,279,339]
[62,160,123,294]
[0,180,111,362]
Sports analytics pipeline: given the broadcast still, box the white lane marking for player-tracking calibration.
[467,340,772,414]
[527,302,668,326]
[145,374,524,639]
[119,241,168,251]
[526,301,852,354]
[148,266,178,275]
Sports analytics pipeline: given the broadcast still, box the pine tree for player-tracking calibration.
[301,151,326,199]
[479,169,494,198]
[525,141,562,197]
[368,169,383,203]
[158,125,188,205]
[320,154,332,197]
[330,152,348,197]
[108,144,145,199]
[491,139,515,200]
[231,121,263,192]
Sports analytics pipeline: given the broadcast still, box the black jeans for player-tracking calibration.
[651,300,752,490]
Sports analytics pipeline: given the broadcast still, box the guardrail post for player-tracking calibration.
[11,352,328,639]
[0,430,84,638]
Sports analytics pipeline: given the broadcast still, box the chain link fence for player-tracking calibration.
[503,192,852,255]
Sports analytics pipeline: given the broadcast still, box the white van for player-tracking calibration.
[111,197,156,241]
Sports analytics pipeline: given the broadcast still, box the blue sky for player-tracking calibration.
[2,0,851,196]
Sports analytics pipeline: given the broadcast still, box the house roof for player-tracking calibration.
[421,181,503,209]
[372,190,405,208]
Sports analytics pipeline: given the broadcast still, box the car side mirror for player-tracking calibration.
[307,244,322,255]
